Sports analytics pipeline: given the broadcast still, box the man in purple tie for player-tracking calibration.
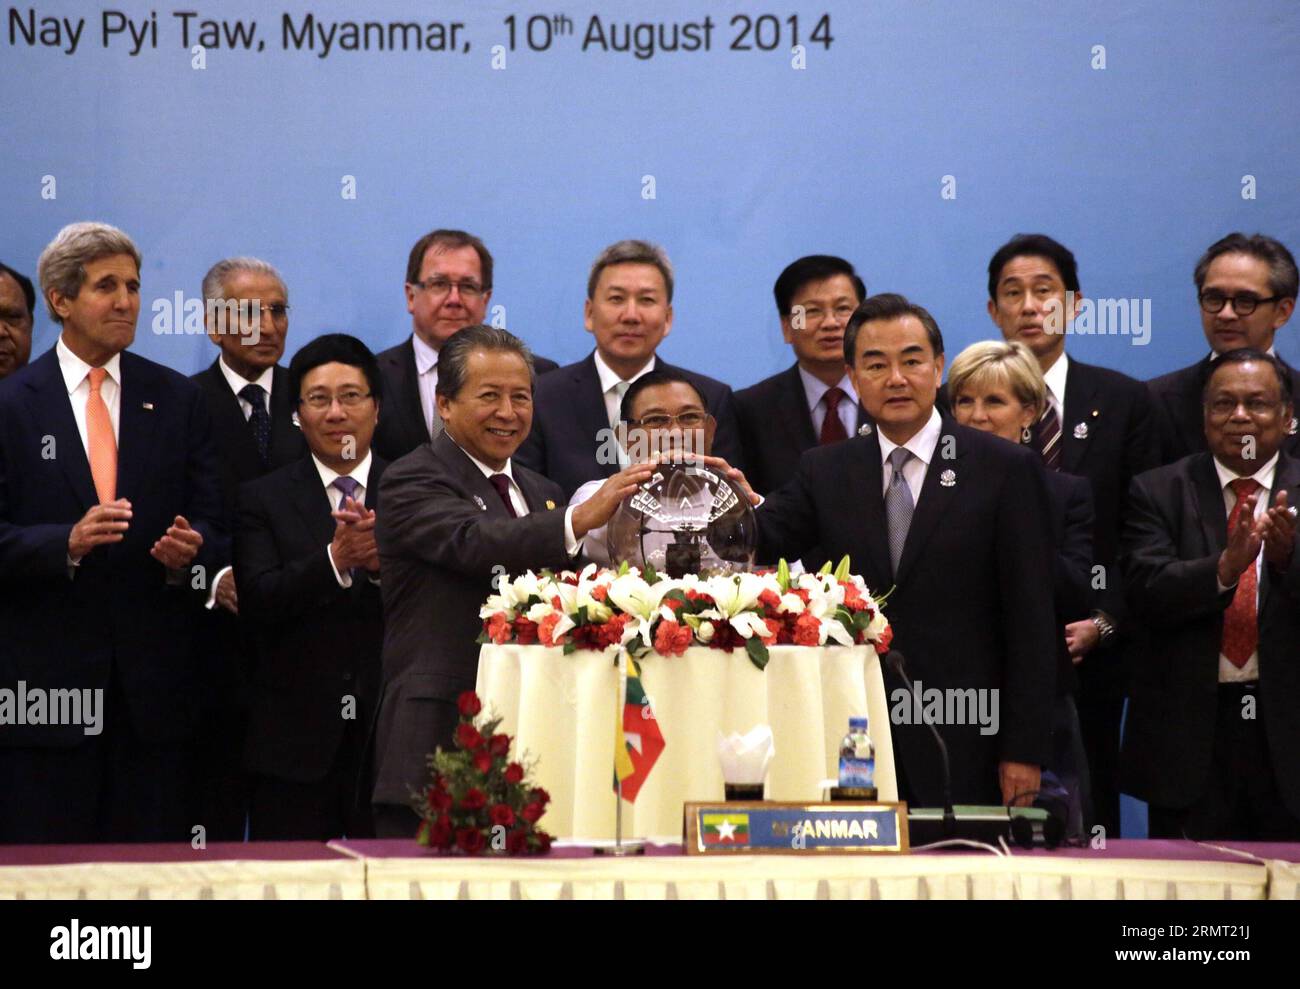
[234,333,387,839]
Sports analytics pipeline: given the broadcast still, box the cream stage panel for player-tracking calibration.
[474,644,897,841]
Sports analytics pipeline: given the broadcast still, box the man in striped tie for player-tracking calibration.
[1121,349,1300,840]
[0,222,225,843]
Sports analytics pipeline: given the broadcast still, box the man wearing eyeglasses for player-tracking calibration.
[190,256,307,839]
[735,255,870,496]
[1149,233,1299,466]
[233,333,388,839]
[373,229,558,463]
[1122,349,1300,839]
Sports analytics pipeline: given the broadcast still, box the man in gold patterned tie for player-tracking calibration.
[0,222,225,844]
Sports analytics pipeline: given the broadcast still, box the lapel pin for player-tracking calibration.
[940,469,956,487]
[857,423,873,437]
[546,499,556,510]
[1073,422,1089,440]
[472,495,487,511]
[142,402,154,411]
[1289,417,1298,436]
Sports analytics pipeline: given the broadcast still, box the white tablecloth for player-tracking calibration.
[475,644,897,841]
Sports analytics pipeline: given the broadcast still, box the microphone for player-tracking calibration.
[885,650,956,839]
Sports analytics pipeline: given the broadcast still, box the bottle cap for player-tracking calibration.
[849,716,869,729]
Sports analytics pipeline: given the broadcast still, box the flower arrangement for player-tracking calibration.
[478,557,891,670]
[415,691,553,855]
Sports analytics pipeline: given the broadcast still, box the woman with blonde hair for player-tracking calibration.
[948,339,1094,837]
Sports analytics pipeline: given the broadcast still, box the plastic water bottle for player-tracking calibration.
[838,716,876,794]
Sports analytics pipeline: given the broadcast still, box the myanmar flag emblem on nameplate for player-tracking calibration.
[701,813,750,845]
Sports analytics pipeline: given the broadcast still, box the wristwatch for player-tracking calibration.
[1090,610,1116,646]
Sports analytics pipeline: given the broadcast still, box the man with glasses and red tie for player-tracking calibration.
[373,229,558,463]
[1122,349,1300,839]
[0,222,225,843]
[1149,233,1300,466]
[735,255,870,496]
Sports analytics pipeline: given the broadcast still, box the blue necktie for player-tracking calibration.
[239,383,272,467]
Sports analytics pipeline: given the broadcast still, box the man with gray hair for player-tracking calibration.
[0,221,225,843]
[190,256,307,839]
[515,238,745,496]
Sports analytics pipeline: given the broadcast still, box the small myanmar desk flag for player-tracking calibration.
[614,653,665,801]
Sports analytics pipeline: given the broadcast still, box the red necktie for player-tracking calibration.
[489,473,518,518]
[1221,477,1261,668]
[820,387,849,445]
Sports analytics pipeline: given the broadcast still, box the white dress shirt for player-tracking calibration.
[594,350,656,429]
[799,365,859,440]
[877,407,944,501]
[57,335,121,449]
[314,451,375,588]
[217,355,274,420]
[412,332,440,437]
[1212,453,1277,683]
[452,441,580,556]
[1041,351,1069,427]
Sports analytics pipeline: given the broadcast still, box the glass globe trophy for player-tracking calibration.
[606,461,757,577]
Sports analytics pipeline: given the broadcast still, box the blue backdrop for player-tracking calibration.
[3,0,1299,385]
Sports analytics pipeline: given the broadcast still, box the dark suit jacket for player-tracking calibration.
[1120,451,1300,817]
[235,454,387,783]
[735,363,871,495]
[372,336,559,462]
[756,416,1059,806]
[371,431,571,806]
[514,352,745,498]
[0,347,226,747]
[1045,469,1095,697]
[1148,353,1300,467]
[191,360,306,530]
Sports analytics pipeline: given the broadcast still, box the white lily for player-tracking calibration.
[705,572,767,617]
[607,572,669,620]
[821,617,854,646]
[777,592,806,615]
[729,611,771,640]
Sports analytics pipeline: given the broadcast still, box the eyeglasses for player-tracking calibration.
[412,277,485,301]
[793,304,857,325]
[1205,396,1283,420]
[235,302,290,322]
[628,411,709,429]
[1199,290,1281,316]
[300,390,373,410]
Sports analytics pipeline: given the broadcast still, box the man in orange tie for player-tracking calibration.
[0,222,225,843]
[1122,349,1300,840]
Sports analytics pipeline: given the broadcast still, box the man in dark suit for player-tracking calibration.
[371,325,653,837]
[756,294,1058,808]
[1122,349,1300,839]
[0,222,225,843]
[372,229,558,462]
[0,261,36,380]
[189,256,307,840]
[514,239,743,497]
[1148,233,1299,466]
[735,255,870,495]
[984,233,1160,835]
[236,334,387,839]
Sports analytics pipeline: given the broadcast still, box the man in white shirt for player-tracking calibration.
[1123,349,1300,840]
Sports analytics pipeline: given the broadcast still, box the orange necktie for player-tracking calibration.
[1221,477,1261,668]
[86,366,117,504]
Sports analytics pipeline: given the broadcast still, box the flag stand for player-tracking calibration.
[596,647,645,857]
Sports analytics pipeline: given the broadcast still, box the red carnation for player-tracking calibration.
[456,827,486,854]
[504,762,525,784]
[758,589,781,611]
[529,787,550,806]
[521,801,545,823]
[507,829,530,854]
[473,750,493,774]
[428,787,453,812]
[842,583,866,610]
[460,787,487,811]
[591,584,609,602]
[534,831,553,852]
[874,623,894,654]
[513,617,539,645]
[457,691,482,718]
[760,617,782,645]
[793,611,821,647]
[490,804,516,828]
[429,815,453,848]
[663,596,685,613]
[539,612,569,647]
[456,723,484,750]
[654,619,692,657]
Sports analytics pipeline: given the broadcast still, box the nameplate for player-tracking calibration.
[684,801,909,855]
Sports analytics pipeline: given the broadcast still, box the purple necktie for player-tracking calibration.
[489,473,518,517]
[332,474,361,506]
